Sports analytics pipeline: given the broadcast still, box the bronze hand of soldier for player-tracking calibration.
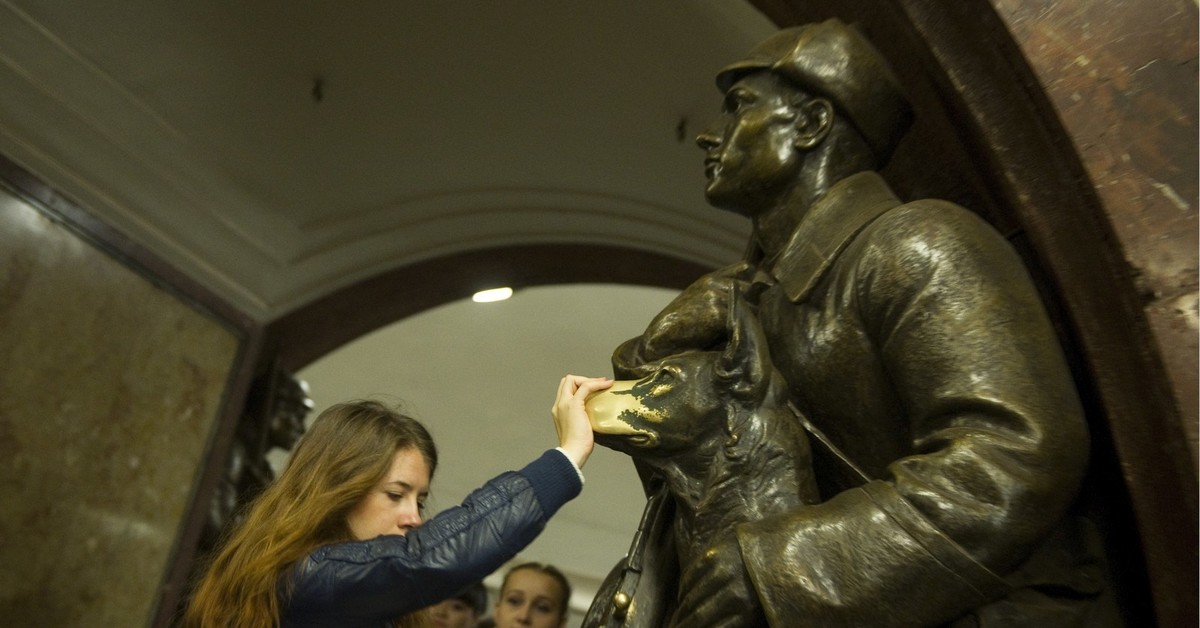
[613,262,755,377]
[669,533,766,627]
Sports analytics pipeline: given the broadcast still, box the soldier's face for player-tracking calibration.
[697,72,803,216]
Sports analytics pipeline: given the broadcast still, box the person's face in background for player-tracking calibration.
[429,596,479,628]
[493,568,567,628]
[345,446,430,539]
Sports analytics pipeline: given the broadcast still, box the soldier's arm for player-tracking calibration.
[612,261,754,378]
[738,203,1088,626]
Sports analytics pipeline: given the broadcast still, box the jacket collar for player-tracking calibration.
[748,171,901,303]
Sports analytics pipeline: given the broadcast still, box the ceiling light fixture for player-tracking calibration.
[472,287,513,303]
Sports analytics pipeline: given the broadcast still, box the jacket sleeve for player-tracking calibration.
[738,203,1090,626]
[282,449,581,627]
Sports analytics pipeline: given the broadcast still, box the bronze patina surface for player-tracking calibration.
[585,19,1114,627]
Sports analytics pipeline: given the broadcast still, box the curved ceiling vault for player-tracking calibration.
[0,1,777,320]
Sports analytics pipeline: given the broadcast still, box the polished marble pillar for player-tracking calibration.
[0,187,240,626]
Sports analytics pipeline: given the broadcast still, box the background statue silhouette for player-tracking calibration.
[202,364,313,551]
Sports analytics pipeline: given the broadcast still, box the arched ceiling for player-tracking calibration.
[0,1,774,319]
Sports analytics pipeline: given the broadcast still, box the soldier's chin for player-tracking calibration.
[703,185,754,217]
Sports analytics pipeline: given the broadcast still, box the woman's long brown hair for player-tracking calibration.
[184,400,438,628]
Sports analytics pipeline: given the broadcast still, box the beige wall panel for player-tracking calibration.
[0,187,239,626]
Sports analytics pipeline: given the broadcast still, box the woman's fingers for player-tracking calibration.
[552,375,611,413]
[552,375,612,469]
[572,375,614,399]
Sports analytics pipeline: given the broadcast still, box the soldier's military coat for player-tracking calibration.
[590,172,1109,627]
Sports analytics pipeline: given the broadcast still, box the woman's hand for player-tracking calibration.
[552,375,612,469]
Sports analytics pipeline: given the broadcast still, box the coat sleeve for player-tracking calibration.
[738,203,1090,627]
[282,449,581,627]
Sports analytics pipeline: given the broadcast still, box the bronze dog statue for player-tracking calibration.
[584,296,820,626]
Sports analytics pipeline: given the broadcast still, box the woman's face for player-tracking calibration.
[345,446,430,540]
[493,569,566,628]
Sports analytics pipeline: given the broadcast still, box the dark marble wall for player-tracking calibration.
[985,5,1198,621]
[0,186,240,625]
[991,0,1198,469]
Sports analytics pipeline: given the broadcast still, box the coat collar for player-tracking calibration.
[748,171,901,303]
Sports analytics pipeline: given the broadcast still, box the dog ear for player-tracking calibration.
[715,288,772,401]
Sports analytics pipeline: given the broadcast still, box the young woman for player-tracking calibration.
[185,374,611,628]
[492,562,572,628]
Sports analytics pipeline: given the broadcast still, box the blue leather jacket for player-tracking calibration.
[280,449,581,627]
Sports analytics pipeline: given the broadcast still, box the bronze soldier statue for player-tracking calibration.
[585,19,1114,627]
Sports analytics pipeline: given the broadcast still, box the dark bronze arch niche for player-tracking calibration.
[744,0,1196,625]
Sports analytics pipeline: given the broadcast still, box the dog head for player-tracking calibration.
[586,295,773,459]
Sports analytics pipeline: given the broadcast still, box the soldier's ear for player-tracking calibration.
[793,98,833,150]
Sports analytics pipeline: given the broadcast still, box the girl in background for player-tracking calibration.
[492,562,573,628]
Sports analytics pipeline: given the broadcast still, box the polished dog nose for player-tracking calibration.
[585,380,651,436]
